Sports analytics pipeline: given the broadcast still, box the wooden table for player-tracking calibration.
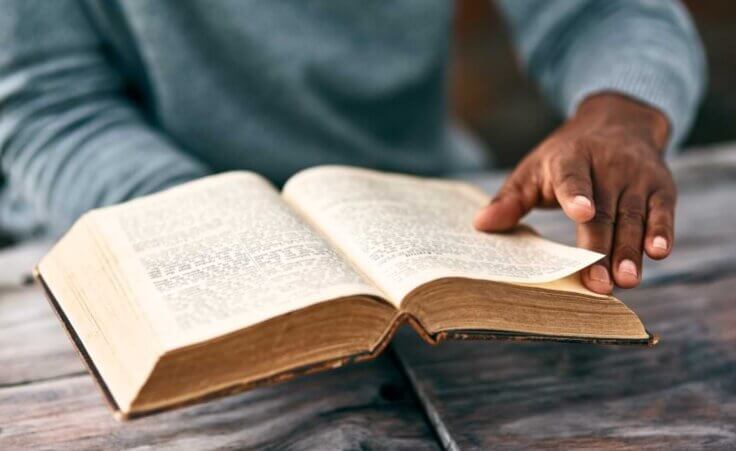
[2,144,735,450]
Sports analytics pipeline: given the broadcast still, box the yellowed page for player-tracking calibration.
[89,172,383,350]
[283,166,603,303]
[520,273,611,298]
[38,218,160,413]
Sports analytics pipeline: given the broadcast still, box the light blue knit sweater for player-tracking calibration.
[0,0,705,239]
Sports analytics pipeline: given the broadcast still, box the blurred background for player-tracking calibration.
[452,0,735,167]
[0,0,729,249]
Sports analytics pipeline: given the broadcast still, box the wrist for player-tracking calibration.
[575,93,671,156]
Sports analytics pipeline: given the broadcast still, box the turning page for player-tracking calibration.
[88,171,383,348]
[283,166,603,302]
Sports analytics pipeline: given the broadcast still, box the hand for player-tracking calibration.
[474,93,675,294]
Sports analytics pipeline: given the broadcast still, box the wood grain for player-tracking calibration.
[0,241,49,288]
[0,286,440,450]
[389,145,736,450]
[1,144,734,449]
[0,285,83,386]
[393,273,736,450]
[0,352,440,450]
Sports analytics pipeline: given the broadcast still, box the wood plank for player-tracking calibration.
[0,285,83,386]
[0,276,440,448]
[393,273,736,450]
[0,353,440,450]
[0,285,440,449]
[0,240,50,288]
[1,144,733,449]
[464,144,736,286]
[0,241,70,385]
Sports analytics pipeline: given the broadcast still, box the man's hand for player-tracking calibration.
[474,93,675,294]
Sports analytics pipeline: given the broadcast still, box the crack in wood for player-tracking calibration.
[0,371,88,390]
[388,344,456,451]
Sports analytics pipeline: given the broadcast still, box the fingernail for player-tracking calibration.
[573,195,592,208]
[619,259,638,278]
[589,264,610,283]
[653,236,668,251]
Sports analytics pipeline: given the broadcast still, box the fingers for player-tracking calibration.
[474,134,675,295]
[644,189,675,259]
[474,165,538,232]
[578,186,617,294]
[550,154,596,223]
[583,183,674,292]
[612,189,646,288]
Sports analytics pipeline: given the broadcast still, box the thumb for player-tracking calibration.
[474,168,538,232]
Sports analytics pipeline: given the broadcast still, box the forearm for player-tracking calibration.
[496,0,706,152]
[1,100,207,238]
[0,0,208,238]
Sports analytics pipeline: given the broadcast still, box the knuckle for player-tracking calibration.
[618,209,646,226]
[592,184,613,204]
[572,137,601,154]
[557,172,590,191]
[648,210,674,226]
[591,209,616,225]
[500,180,525,199]
[615,243,641,260]
[620,192,645,208]
[499,177,524,196]
[578,231,613,254]
[495,185,528,212]
[618,193,646,226]
[650,190,677,210]
[579,232,611,254]
[648,218,674,234]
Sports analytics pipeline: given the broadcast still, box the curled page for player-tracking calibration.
[284,166,603,302]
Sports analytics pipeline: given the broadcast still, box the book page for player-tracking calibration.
[283,166,603,302]
[89,172,383,349]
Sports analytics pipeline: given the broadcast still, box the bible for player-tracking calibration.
[35,166,655,420]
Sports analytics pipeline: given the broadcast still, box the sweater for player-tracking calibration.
[0,0,705,238]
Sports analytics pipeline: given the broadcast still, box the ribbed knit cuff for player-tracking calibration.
[565,62,698,156]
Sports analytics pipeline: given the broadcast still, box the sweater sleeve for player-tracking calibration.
[0,0,208,238]
[495,0,706,152]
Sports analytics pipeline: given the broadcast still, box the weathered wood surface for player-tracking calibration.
[0,285,83,386]
[0,356,440,450]
[0,240,49,288]
[0,284,440,450]
[393,275,736,450]
[0,143,734,449]
[393,143,736,450]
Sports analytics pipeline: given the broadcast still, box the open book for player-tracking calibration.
[35,166,655,419]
